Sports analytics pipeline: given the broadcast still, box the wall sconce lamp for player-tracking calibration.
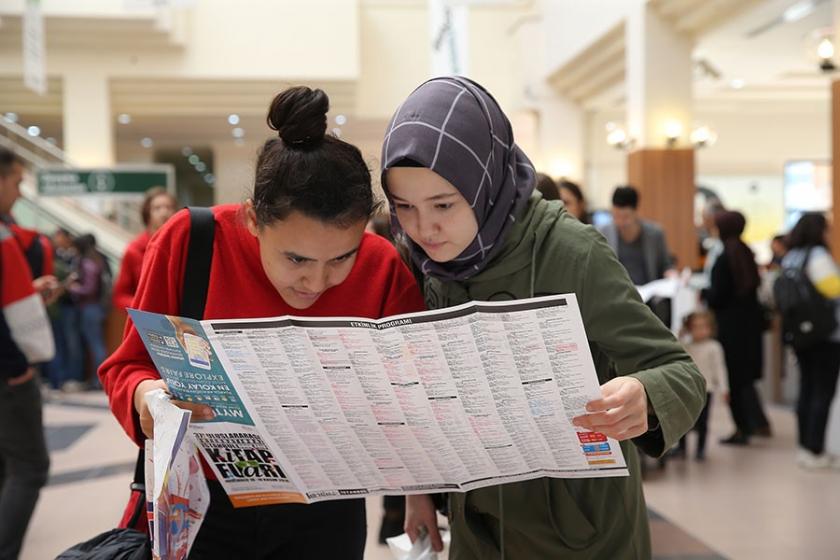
[818,36,836,72]
[690,125,717,149]
[605,122,635,151]
[663,120,683,148]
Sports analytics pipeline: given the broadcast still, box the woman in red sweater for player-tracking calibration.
[99,86,425,559]
[112,187,177,311]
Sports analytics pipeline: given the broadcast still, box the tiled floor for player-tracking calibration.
[18,390,839,559]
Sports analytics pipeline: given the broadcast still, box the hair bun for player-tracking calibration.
[267,86,329,148]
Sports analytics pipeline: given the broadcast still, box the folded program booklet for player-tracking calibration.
[128,293,628,507]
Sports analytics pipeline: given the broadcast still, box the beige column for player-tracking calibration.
[62,68,114,166]
[625,3,697,269]
[211,141,259,205]
[537,96,585,183]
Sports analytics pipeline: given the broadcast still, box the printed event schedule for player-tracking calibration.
[129,294,628,507]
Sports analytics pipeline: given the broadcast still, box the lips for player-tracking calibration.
[422,241,446,252]
[293,289,322,300]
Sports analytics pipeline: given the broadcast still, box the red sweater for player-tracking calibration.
[112,230,151,311]
[99,205,425,447]
[1,224,38,378]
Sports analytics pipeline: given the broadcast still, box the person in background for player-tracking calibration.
[0,148,58,302]
[381,76,705,558]
[700,200,726,284]
[42,228,77,392]
[0,148,52,560]
[769,234,788,270]
[112,187,177,311]
[703,211,771,445]
[534,172,559,200]
[558,180,591,225]
[66,234,108,390]
[600,185,675,327]
[598,185,674,286]
[676,311,729,461]
[782,213,840,469]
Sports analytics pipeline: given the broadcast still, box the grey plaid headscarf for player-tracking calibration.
[381,76,536,281]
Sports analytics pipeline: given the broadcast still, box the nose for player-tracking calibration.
[302,265,329,293]
[416,210,439,241]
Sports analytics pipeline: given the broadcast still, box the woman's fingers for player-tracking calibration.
[170,400,215,421]
[573,377,649,441]
[405,494,443,552]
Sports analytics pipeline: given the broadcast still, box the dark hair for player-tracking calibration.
[253,86,376,228]
[715,211,759,296]
[787,212,828,249]
[73,233,98,257]
[612,185,639,209]
[682,310,717,338]
[0,147,23,178]
[715,210,746,241]
[558,180,584,204]
[535,173,559,200]
[141,187,177,227]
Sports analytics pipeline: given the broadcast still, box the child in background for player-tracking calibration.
[679,311,728,461]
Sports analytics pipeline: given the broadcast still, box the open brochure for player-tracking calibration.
[129,293,628,507]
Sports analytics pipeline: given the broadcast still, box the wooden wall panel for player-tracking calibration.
[627,148,698,270]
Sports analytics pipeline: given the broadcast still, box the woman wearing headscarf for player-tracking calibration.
[703,211,770,445]
[380,76,705,559]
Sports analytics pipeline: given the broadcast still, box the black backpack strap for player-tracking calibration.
[181,207,216,321]
[131,207,215,490]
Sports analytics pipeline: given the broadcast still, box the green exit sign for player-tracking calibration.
[37,165,174,196]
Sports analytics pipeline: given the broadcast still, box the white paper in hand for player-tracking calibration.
[386,530,450,560]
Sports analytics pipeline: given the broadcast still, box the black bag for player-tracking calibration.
[57,208,215,560]
[774,247,838,351]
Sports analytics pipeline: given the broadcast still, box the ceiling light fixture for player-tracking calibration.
[117,113,132,125]
[782,1,815,23]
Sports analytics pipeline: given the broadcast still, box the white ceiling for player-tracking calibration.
[694,0,835,101]
[2,0,837,150]
[557,0,837,111]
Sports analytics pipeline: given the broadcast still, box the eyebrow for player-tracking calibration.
[283,247,360,262]
[391,193,458,202]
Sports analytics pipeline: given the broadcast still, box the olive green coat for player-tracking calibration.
[424,193,706,559]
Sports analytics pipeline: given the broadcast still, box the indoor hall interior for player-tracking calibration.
[2,0,840,558]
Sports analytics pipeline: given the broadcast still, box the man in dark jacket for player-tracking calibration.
[598,186,674,285]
